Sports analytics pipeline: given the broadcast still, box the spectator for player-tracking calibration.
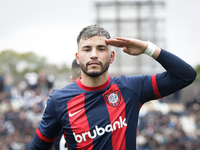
[37,69,47,94]
[0,70,4,93]
[24,70,38,91]
[46,73,55,94]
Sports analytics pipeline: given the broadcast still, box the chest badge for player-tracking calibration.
[104,90,121,107]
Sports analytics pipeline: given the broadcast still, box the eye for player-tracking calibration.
[99,48,106,51]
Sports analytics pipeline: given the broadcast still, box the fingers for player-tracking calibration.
[105,39,125,47]
[116,37,138,46]
[106,37,135,45]
[116,37,131,42]
[106,37,137,48]
[123,47,130,54]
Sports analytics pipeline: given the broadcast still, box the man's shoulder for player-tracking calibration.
[110,75,146,91]
[53,82,78,93]
[111,75,143,82]
[50,82,81,101]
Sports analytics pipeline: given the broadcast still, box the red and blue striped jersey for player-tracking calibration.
[30,49,196,150]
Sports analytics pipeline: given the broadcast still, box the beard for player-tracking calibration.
[80,60,110,77]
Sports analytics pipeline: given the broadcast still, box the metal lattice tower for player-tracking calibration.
[95,0,166,76]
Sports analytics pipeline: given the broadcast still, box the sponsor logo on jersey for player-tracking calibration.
[73,116,127,143]
[104,90,121,107]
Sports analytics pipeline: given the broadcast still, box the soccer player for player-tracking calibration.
[53,59,81,150]
[29,24,197,150]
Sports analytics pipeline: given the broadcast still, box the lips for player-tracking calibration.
[89,62,99,65]
[87,61,101,66]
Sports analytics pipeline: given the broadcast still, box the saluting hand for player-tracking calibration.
[105,37,148,56]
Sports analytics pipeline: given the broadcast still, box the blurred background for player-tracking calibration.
[0,0,200,149]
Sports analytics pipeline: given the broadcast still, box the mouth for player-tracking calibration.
[88,61,101,66]
[89,63,99,66]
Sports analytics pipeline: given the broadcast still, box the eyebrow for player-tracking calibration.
[97,45,107,48]
[82,45,91,49]
[82,45,107,49]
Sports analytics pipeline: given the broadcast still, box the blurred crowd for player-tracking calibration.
[0,70,55,150]
[137,90,200,150]
[0,71,200,150]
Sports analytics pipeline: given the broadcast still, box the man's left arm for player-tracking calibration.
[106,37,197,99]
[153,48,196,97]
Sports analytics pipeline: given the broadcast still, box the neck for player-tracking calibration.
[81,71,108,87]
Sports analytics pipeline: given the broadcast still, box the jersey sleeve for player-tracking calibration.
[29,90,62,150]
[143,49,196,103]
[155,49,196,97]
[124,49,197,104]
[123,74,157,104]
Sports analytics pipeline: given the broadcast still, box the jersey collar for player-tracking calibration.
[76,75,111,91]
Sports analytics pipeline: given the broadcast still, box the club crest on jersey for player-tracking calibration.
[104,90,121,107]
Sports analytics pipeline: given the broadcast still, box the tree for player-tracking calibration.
[0,50,70,79]
[0,50,19,74]
[194,64,200,82]
[17,52,46,74]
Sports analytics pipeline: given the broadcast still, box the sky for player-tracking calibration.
[1,0,200,68]
[0,0,95,67]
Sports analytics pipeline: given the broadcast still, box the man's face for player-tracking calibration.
[76,35,114,77]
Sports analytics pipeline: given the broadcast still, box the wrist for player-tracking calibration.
[144,41,156,56]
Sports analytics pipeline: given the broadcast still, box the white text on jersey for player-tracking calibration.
[73,116,127,143]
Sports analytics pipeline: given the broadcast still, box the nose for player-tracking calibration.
[90,48,98,59]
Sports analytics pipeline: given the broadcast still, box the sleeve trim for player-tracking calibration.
[152,74,162,99]
[36,127,57,143]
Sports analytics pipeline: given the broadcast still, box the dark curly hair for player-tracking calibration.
[77,24,111,43]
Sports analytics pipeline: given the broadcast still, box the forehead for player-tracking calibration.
[78,35,107,48]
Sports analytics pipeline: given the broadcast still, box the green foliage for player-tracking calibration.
[59,63,71,73]
[0,49,70,77]
[0,50,19,74]
[17,52,46,74]
[194,64,200,82]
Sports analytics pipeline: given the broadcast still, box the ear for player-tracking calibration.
[75,53,80,65]
[70,76,74,83]
[110,50,115,64]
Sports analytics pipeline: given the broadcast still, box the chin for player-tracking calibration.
[88,71,101,75]
[87,71,102,78]
[88,69,101,73]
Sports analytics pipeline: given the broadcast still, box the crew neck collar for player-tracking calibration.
[76,75,111,91]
